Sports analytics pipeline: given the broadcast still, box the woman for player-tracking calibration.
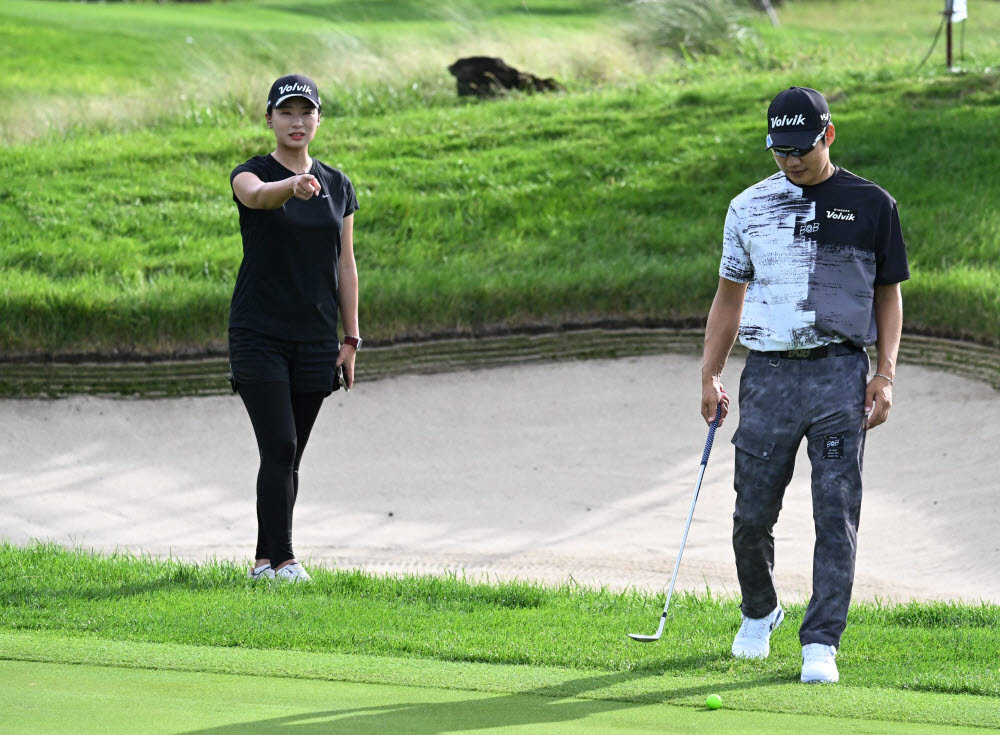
[229,73,361,582]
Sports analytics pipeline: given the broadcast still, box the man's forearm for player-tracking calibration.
[702,280,747,385]
[702,324,739,385]
[874,283,903,379]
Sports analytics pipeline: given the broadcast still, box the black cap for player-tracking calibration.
[267,74,321,113]
[765,87,830,150]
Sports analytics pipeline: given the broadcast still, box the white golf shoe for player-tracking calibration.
[274,562,311,583]
[248,563,274,581]
[731,605,784,659]
[801,643,839,683]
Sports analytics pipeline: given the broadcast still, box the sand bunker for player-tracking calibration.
[3,353,998,604]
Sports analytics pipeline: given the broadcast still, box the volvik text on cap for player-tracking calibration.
[267,74,322,113]
[765,86,830,150]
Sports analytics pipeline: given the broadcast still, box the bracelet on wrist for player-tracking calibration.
[873,372,893,385]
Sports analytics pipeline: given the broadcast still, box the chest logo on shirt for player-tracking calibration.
[825,208,857,222]
[798,220,820,236]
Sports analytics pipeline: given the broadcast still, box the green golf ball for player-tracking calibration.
[706,694,722,710]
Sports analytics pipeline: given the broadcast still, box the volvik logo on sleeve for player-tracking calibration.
[825,208,857,222]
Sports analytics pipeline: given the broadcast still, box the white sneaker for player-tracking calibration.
[801,643,839,683]
[248,563,274,581]
[274,562,311,583]
[731,605,784,659]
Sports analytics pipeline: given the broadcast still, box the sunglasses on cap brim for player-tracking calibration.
[768,127,828,158]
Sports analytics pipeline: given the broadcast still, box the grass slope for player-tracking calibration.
[2,543,999,727]
[1,1,999,355]
[3,73,999,354]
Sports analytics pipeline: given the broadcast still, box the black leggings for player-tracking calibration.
[238,382,325,567]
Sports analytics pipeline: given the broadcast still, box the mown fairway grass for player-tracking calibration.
[2,544,999,730]
[2,0,1000,355]
[2,659,994,735]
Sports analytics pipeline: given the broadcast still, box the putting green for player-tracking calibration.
[0,659,985,735]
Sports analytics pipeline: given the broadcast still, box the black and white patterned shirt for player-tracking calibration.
[720,167,909,352]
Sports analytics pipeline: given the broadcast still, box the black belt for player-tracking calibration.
[754,342,863,360]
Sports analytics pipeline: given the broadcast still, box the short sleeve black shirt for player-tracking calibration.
[229,154,359,341]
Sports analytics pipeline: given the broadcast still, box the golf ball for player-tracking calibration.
[706,694,722,710]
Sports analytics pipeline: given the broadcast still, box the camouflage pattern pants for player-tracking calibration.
[732,346,870,648]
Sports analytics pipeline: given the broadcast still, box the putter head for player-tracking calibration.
[627,632,661,643]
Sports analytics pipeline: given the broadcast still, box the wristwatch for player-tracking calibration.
[343,335,363,350]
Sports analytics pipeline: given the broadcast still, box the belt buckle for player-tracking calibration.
[786,348,812,359]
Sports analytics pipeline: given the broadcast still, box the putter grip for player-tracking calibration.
[700,403,723,466]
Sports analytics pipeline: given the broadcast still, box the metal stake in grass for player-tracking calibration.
[628,402,723,643]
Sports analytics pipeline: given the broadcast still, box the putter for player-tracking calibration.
[628,402,723,643]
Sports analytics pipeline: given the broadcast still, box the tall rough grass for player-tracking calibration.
[0,0,644,143]
[627,0,754,57]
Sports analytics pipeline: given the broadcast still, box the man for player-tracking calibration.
[701,87,909,684]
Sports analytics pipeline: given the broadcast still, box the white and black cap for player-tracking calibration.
[765,86,830,150]
[267,74,321,113]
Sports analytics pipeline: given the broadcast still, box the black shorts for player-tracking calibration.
[228,327,341,395]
